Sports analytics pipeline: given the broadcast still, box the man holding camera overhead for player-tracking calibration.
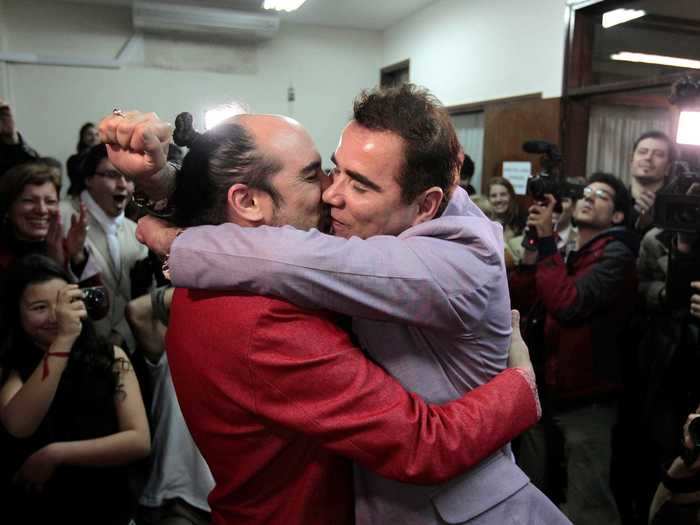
[510,172,639,525]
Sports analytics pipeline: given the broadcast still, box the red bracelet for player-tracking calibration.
[42,351,70,380]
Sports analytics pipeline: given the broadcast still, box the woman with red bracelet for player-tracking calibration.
[0,254,150,525]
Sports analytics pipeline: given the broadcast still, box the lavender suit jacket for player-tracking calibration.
[169,186,568,524]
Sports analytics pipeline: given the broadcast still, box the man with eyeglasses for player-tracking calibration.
[59,143,150,351]
[509,172,639,525]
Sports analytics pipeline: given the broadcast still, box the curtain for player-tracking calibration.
[452,111,485,194]
[586,104,671,185]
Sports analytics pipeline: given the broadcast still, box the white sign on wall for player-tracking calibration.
[502,161,532,195]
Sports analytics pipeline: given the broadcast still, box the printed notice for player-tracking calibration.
[502,161,531,195]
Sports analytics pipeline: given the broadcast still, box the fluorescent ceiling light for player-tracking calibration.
[611,52,700,70]
[263,0,307,12]
[602,8,645,28]
[677,111,700,146]
[205,103,248,131]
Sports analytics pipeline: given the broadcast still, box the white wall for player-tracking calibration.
[1,0,382,172]
[383,0,568,106]
[2,0,572,174]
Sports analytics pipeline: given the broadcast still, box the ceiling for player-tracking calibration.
[589,0,700,85]
[59,0,438,31]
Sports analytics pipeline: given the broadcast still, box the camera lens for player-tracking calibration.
[688,417,700,449]
[80,286,110,321]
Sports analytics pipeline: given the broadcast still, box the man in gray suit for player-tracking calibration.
[103,85,568,523]
[60,144,150,351]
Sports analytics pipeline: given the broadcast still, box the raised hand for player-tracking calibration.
[526,194,556,238]
[45,213,66,266]
[136,215,182,257]
[0,97,18,144]
[98,110,172,181]
[65,202,89,265]
[55,284,87,342]
[634,189,656,231]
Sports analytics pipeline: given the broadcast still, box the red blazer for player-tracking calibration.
[167,289,538,525]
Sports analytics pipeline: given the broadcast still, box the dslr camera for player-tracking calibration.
[80,285,109,321]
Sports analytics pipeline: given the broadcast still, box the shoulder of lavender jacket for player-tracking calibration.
[169,186,510,334]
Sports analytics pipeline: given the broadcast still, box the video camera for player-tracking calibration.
[654,76,700,233]
[523,140,585,204]
[654,162,700,233]
[521,140,584,249]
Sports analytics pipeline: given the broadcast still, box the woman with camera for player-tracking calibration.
[0,254,150,525]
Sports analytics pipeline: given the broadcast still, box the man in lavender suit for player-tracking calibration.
[108,85,568,524]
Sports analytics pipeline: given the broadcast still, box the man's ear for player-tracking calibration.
[226,183,265,224]
[413,187,444,226]
[612,210,625,226]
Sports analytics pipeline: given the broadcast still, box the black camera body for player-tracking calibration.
[523,140,585,204]
[524,140,563,202]
[654,162,700,234]
[521,141,584,250]
[682,417,700,466]
[81,286,109,321]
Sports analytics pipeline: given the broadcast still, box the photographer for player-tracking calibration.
[0,254,150,524]
[510,172,639,525]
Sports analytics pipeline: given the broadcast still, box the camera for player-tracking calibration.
[656,76,700,233]
[523,140,585,204]
[523,140,563,202]
[653,162,700,233]
[682,417,700,466]
[81,286,110,321]
[521,141,584,249]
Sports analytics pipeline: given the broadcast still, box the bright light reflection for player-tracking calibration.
[602,8,645,29]
[263,0,307,12]
[611,52,700,70]
[204,103,247,131]
[677,111,700,146]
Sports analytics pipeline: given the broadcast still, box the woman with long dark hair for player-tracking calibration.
[0,254,150,524]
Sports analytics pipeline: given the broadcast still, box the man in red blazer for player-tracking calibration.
[101,112,540,525]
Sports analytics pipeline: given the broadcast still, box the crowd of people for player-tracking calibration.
[0,83,699,525]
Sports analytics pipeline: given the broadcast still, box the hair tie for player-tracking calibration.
[173,112,202,148]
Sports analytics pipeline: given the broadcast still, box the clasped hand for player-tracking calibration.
[526,194,556,238]
[55,284,88,341]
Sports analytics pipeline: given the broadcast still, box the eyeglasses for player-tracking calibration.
[94,170,134,183]
[582,186,613,201]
